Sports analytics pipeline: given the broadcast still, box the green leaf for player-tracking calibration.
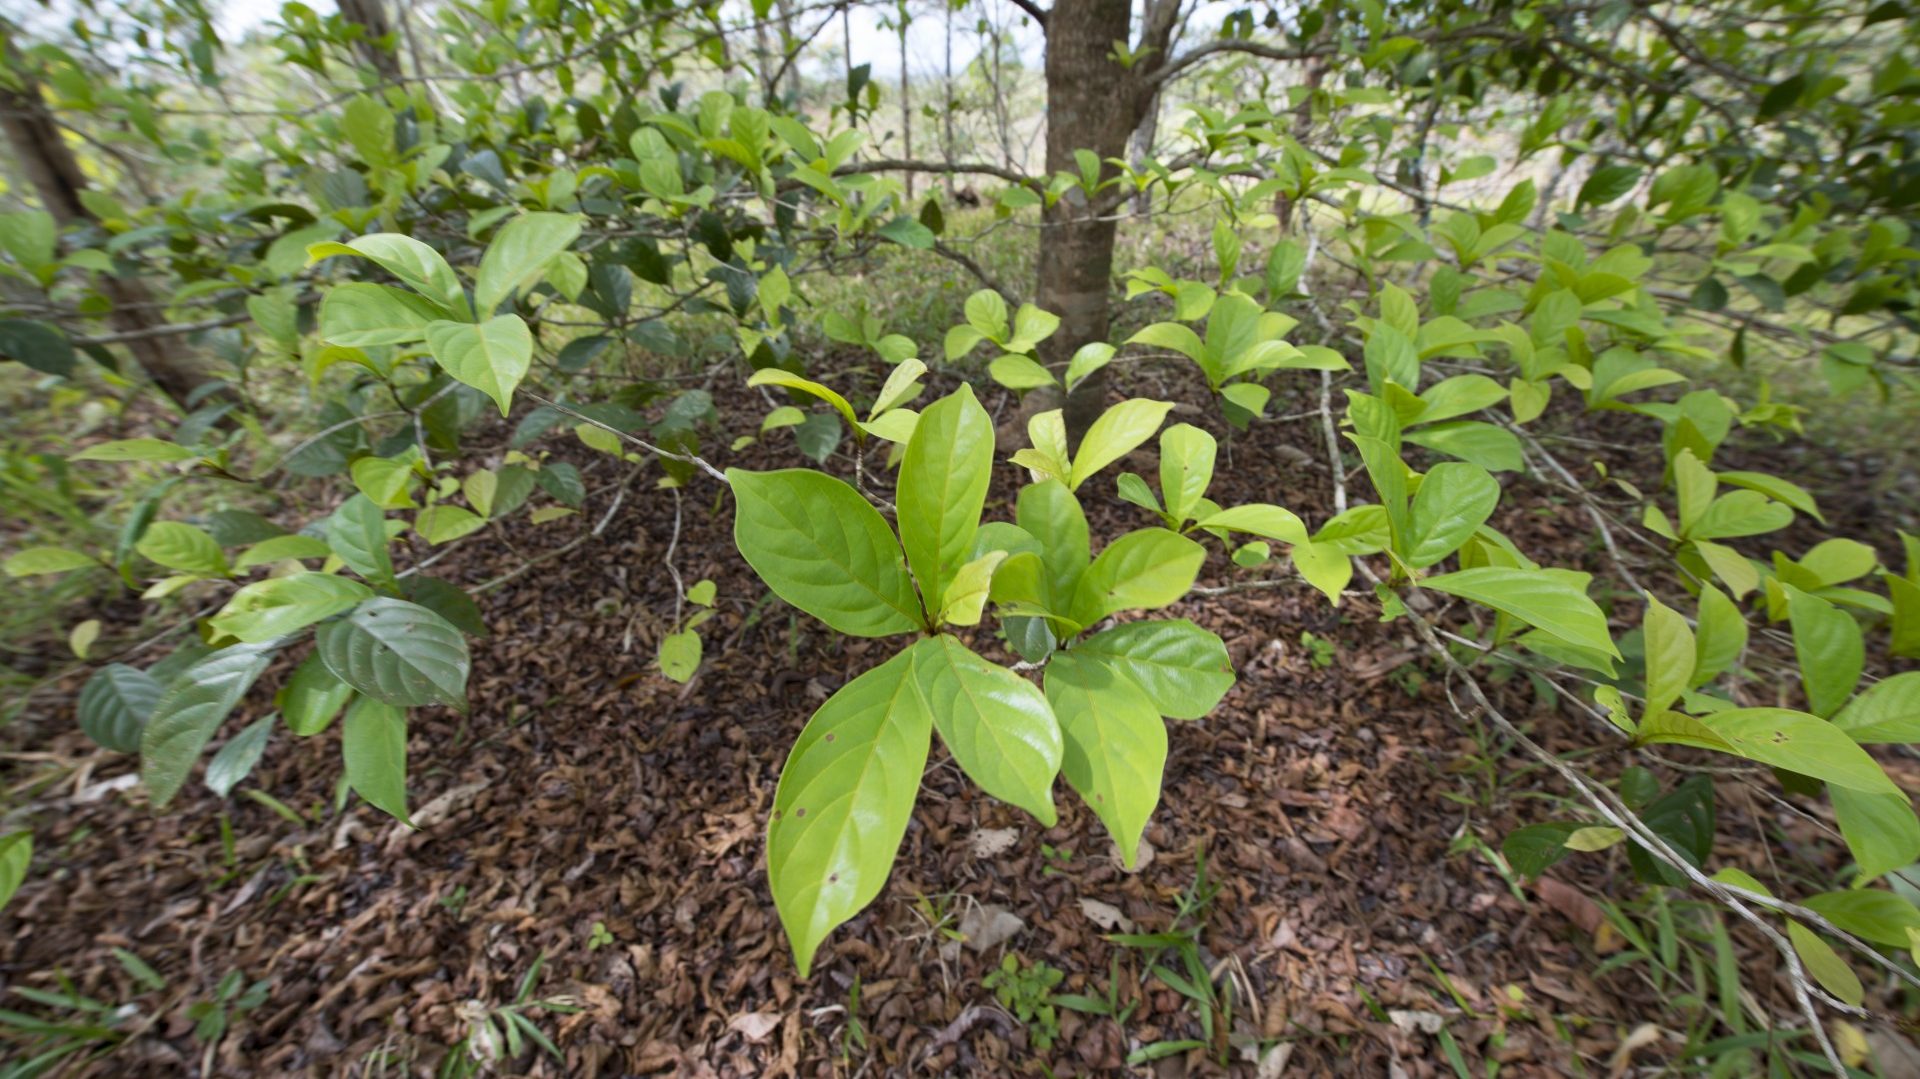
[0,832,28,913]
[204,715,275,798]
[426,315,533,417]
[1126,314,1205,357]
[1788,590,1862,718]
[342,697,410,821]
[944,324,987,360]
[938,551,1007,628]
[1194,503,1309,545]
[316,598,470,710]
[1691,491,1794,540]
[314,233,466,313]
[747,368,861,431]
[1576,164,1642,208]
[1833,672,1920,744]
[1692,584,1747,687]
[1158,424,1216,525]
[1718,471,1823,524]
[318,282,444,346]
[912,635,1062,825]
[877,215,935,249]
[1637,710,1735,752]
[1017,479,1090,612]
[1064,343,1115,390]
[1801,889,1920,948]
[350,452,421,509]
[78,663,163,752]
[136,522,227,577]
[235,535,333,570]
[325,494,396,588]
[899,385,994,605]
[1502,822,1577,879]
[989,353,1057,390]
[416,505,487,545]
[1787,921,1862,1007]
[211,573,373,643]
[4,546,99,576]
[1641,595,1695,718]
[658,629,701,682]
[1405,463,1498,569]
[1046,652,1165,867]
[963,289,1009,341]
[1071,619,1234,720]
[1007,304,1061,352]
[1835,787,1920,884]
[141,642,278,808]
[728,468,924,636]
[1290,539,1353,605]
[1070,528,1206,625]
[1421,567,1620,659]
[0,319,74,376]
[1401,421,1524,472]
[474,212,583,315]
[1706,708,1898,793]
[1070,399,1173,491]
[768,646,931,977]
[278,652,354,736]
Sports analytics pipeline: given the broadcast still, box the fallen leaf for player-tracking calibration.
[967,827,1018,859]
[1388,1009,1446,1035]
[1534,877,1603,935]
[958,904,1024,953]
[1078,898,1133,932]
[728,1010,781,1043]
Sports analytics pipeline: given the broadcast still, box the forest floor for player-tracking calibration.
[3,357,1918,1077]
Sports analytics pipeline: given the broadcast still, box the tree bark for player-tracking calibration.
[1040,0,1178,441]
[898,4,913,200]
[943,2,956,197]
[0,54,210,407]
[337,0,405,83]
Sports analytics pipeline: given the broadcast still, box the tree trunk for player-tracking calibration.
[337,0,405,83]
[0,57,209,408]
[943,3,956,197]
[898,7,913,200]
[1038,0,1138,441]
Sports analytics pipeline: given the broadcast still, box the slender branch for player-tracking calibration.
[834,157,1044,192]
[1006,0,1049,29]
[518,390,729,484]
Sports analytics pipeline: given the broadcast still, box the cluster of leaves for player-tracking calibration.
[732,384,1235,973]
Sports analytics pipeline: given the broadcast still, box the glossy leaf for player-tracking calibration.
[1046,652,1166,867]
[768,646,931,977]
[1070,528,1206,626]
[141,642,278,807]
[1070,399,1173,491]
[1072,619,1235,720]
[279,652,354,736]
[316,598,471,710]
[474,212,583,315]
[426,315,533,417]
[77,663,162,752]
[1405,463,1498,569]
[1706,708,1898,793]
[342,697,410,821]
[1833,672,1920,743]
[210,573,373,643]
[1421,567,1620,659]
[204,715,275,798]
[898,385,994,605]
[912,635,1062,825]
[728,468,924,636]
